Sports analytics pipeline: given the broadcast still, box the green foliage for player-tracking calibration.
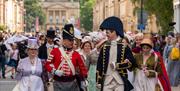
[80,0,95,31]
[131,0,174,34]
[24,0,46,32]
[0,25,7,31]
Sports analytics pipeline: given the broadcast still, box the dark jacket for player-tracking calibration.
[17,42,28,59]
[96,40,136,91]
[38,43,48,60]
[0,44,7,56]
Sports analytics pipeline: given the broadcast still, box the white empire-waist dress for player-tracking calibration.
[16,57,44,91]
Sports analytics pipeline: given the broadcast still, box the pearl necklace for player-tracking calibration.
[29,58,36,65]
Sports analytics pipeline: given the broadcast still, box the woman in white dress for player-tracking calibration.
[15,38,44,91]
[133,38,162,91]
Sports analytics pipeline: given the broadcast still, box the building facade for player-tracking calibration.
[42,0,80,30]
[174,0,180,33]
[93,0,158,33]
[0,0,5,25]
[0,0,24,32]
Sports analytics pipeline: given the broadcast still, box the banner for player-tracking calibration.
[35,17,39,32]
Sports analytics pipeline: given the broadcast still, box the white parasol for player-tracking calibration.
[74,27,82,39]
[124,33,133,41]
[88,32,106,42]
[4,34,28,44]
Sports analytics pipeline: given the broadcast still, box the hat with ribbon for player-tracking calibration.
[140,38,153,48]
[27,38,39,49]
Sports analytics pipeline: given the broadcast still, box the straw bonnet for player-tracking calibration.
[140,38,153,48]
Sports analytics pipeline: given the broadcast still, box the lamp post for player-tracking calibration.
[140,0,143,32]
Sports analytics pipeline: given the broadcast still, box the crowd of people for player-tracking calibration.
[0,16,179,91]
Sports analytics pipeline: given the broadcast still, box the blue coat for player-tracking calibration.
[96,40,136,91]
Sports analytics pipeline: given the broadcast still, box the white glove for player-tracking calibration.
[54,70,64,77]
[110,62,116,70]
[81,80,88,90]
[96,83,101,89]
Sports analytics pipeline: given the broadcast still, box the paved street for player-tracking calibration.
[172,86,180,91]
[0,78,180,91]
[0,0,180,91]
[0,79,16,91]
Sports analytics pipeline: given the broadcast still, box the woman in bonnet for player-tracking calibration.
[15,38,44,91]
[133,38,162,91]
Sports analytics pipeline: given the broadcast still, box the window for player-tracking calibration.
[55,10,60,24]
[61,10,66,24]
[49,11,53,24]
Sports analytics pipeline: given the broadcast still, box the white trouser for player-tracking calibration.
[103,79,124,91]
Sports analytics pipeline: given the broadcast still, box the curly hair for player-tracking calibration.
[80,41,93,50]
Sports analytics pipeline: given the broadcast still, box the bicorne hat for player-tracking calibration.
[62,24,74,40]
[100,16,124,38]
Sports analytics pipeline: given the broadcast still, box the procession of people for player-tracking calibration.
[0,16,180,91]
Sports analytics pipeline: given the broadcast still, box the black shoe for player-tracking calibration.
[2,75,6,79]
[11,75,14,79]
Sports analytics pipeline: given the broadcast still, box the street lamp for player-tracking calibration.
[140,0,143,32]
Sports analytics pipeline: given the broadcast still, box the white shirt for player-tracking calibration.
[104,36,124,85]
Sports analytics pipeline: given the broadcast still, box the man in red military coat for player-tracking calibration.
[45,24,88,91]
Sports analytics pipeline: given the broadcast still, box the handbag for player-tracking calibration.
[170,47,180,61]
[47,79,54,91]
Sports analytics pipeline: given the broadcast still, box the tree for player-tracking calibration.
[131,0,174,34]
[0,25,7,31]
[24,0,46,32]
[80,0,95,31]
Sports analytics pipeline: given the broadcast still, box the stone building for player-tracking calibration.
[93,0,159,33]
[0,0,24,32]
[174,0,180,33]
[42,0,80,30]
[0,0,6,25]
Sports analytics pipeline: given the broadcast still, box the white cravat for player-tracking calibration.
[46,43,54,55]
[46,43,54,48]
[111,41,117,46]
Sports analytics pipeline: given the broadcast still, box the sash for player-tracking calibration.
[155,52,172,91]
[58,47,75,75]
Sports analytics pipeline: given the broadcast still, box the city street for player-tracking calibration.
[0,78,180,91]
[0,0,180,91]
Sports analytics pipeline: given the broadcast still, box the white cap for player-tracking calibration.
[81,36,92,43]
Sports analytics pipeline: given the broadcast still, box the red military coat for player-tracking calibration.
[45,47,88,78]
